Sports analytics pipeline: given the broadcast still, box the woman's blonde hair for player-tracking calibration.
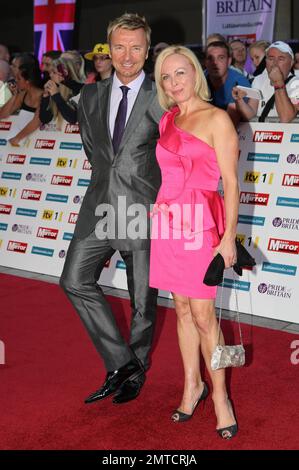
[154,45,210,111]
[249,40,270,54]
[61,50,86,82]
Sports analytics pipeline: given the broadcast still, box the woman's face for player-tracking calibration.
[160,53,197,104]
[15,70,29,91]
[49,66,65,83]
[11,57,22,78]
[93,54,112,75]
[250,47,265,68]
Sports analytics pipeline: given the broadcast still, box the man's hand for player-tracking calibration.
[232,86,247,102]
[268,65,285,86]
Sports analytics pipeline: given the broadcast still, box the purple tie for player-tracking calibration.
[112,85,130,154]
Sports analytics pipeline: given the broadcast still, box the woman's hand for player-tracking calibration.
[214,237,237,269]
[44,80,59,96]
[9,136,20,146]
[7,81,19,96]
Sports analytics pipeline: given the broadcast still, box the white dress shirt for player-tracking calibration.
[109,70,145,138]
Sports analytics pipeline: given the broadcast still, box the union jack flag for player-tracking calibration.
[34,0,76,63]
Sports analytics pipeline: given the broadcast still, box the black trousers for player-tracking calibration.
[60,230,158,371]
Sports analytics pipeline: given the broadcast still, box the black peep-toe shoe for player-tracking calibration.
[171,382,209,423]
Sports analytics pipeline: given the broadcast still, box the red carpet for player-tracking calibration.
[0,273,298,450]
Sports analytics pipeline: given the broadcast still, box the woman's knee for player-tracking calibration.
[192,305,215,335]
[174,296,192,322]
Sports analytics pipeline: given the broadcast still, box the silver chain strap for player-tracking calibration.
[216,270,244,346]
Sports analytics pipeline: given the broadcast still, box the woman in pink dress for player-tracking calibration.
[150,46,240,439]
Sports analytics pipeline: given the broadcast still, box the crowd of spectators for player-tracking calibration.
[0,33,298,144]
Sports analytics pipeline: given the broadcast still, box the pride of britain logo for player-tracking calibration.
[258,283,292,298]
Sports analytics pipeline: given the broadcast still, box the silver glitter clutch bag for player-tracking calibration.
[211,344,245,370]
[211,275,245,371]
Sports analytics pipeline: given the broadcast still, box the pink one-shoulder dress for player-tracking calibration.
[149,106,226,299]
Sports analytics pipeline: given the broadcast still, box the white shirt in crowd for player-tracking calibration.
[109,70,145,138]
[252,69,299,117]
[0,81,12,106]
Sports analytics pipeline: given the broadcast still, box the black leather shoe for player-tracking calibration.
[84,358,144,404]
[112,374,146,404]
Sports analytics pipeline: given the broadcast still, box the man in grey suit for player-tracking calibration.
[60,13,163,404]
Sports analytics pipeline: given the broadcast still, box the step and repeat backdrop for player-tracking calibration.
[0,118,298,323]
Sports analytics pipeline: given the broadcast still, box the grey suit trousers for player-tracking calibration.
[60,231,158,372]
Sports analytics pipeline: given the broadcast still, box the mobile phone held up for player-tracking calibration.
[236,85,263,100]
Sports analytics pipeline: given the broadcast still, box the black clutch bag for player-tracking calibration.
[203,239,256,286]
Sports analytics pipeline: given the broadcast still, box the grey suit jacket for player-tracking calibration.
[75,74,163,250]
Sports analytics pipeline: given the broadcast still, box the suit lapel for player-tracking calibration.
[114,75,154,157]
[97,78,114,155]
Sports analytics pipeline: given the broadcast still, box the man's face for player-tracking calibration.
[205,46,231,81]
[110,27,148,84]
[266,47,293,80]
[41,56,53,73]
[231,41,246,64]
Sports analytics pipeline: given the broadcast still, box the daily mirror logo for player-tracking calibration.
[51,175,73,186]
[0,204,12,214]
[6,154,26,164]
[83,160,91,170]
[239,192,269,205]
[35,139,55,149]
[7,241,27,253]
[68,213,78,224]
[268,238,299,254]
[37,227,59,240]
[0,121,11,131]
[253,131,283,143]
[65,123,80,134]
[282,174,299,187]
[21,189,42,201]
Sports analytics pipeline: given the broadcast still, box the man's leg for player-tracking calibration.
[120,249,158,370]
[112,249,157,404]
[60,231,135,371]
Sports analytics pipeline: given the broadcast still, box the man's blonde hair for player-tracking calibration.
[107,13,151,48]
[154,45,210,110]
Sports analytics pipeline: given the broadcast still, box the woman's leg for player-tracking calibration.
[172,293,205,414]
[189,298,237,431]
